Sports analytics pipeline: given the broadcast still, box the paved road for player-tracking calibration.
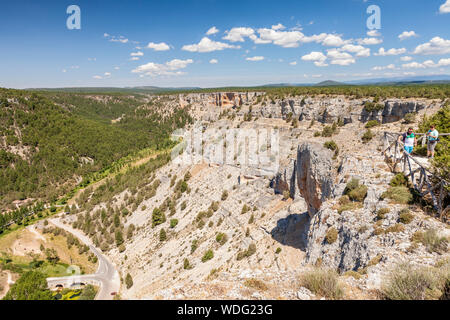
[47,218,121,300]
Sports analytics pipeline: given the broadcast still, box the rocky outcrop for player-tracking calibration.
[296,143,336,217]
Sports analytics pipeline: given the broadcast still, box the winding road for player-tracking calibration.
[46,218,121,300]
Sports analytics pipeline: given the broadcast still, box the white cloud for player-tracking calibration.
[413,37,450,55]
[372,64,396,71]
[206,26,219,35]
[374,47,407,56]
[398,31,418,41]
[327,49,356,66]
[321,34,347,47]
[209,59,218,64]
[402,58,450,69]
[367,30,381,37]
[290,61,297,66]
[104,72,111,77]
[62,69,67,73]
[358,37,383,45]
[246,56,264,61]
[132,58,194,77]
[182,37,240,52]
[93,75,103,79]
[400,56,413,61]
[340,44,370,57]
[110,38,129,43]
[223,27,255,42]
[88,58,96,61]
[114,67,120,70]
[147,42,170,51]
[440,0,450,13]
[130,57,140,61]
[301,51,329,67]
[103,33,110,37]
[271,23,286,31]
[130,51,144,57]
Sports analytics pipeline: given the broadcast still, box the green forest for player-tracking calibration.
[0,89,192,213]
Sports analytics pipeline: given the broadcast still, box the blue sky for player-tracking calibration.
[0,0,449,88]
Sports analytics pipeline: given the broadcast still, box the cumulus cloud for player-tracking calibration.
[372,64,396,71]
[93,75,103,79]
[321,34,347,47]
[209,59,218,64]
[400,56,413,61]
[367,30,381,37]
[223,27,255,42]
[290,61,297,66]
[301,51,328,67]
[130,57,140,61]
[374,47,406,56]
[147,42,170,51]
[398,31,418,41]
[357,37,383,45]
[108,35,129,43]
[413,37,450,55]
[327,49,355,66]
[340,44,370,57]
[402,58,450,69]
[440,0,450,13]
[246,56,264,61]
[206,26,219,35]
[182,37,240,52]
[132,58,194,76]
[130,51,144,56]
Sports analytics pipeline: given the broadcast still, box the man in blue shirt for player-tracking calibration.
[426,125,439,158]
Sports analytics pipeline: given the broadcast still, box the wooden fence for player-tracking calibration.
[383,132,449,222]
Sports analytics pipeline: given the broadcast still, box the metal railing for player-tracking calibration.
[383,132,449,222]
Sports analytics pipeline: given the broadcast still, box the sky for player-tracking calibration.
[0,0,449,88]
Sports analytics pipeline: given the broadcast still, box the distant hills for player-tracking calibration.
[25,75,450,93]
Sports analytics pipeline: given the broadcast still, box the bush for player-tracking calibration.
[381,263,443,300]
[381,186,413,204]
[325,227,338,244]
[159,228,167,242]
[361,129,374,143]
[201,249,214,262]
[221,190,228,201]
[169,219,178,229]
[183,258,193,270]
[385,224,405,234]
[324,140,338,151]
[300,268,343,300]
[364,101,385,112]
[282,190,291,201]
[237,243,257,260]
[398,209,414,224]
[404,113,416,124]
[389,173,409,187]
[244,278,268,291]
[365,120,380,128]
[321,123,338,137]
[343,178,368,202]
[419,229,449,254]
[377,208,390,220]
[215,232,228,246]
[125,273,133,289]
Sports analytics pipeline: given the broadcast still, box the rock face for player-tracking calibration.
[296,143,335,217]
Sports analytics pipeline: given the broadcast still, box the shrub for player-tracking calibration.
[159,228,167,242]
[275,247,282,254]
[362,129,374,143]
[282,190,291,201]
[324,140,338,151]
[300,268,343,300]
[381,186,413,204]
[381,263,443,300]
[377,208,390,220]
[237,243,257,260]
[125,273,133,289]
[343,270,362,280]
[215,233,228,246]
[420,229,448,254]
[183,258,193,270]
[385,224,405,234]
[169,219,178,229]
[190,239,198,253]
[321,123,338,137]
[325,227,338,244]
[244,278,268,291]
[344,178,360,195]
[404,113,416,124]
[390,173,409,187]
[398,209,414,224]
[348,185,368,202]
[364,102,385,112]
[152,207,166,227]
[201,249,214,262]
[314,131,321,137]
[241,204,250,214]
[365,120,380,128]
[221,190,228,201]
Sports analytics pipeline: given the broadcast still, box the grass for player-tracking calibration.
[398,209,414,224]
[381,186,413,204]
[300,268,343,300]
[325,228,338,244]
[381,262,449,300]
[385,224,405,234]
[244,278,268,291]
[411,229,448,254]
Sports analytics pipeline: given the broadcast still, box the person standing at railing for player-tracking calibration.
[426,125,439,159]
[399,127,417,154]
